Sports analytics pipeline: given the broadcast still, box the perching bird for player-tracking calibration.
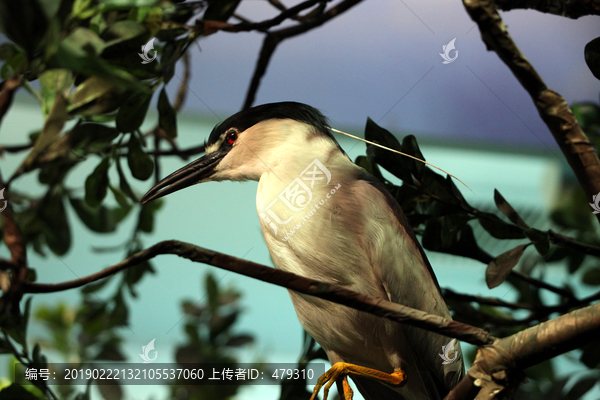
[142,102,463,400]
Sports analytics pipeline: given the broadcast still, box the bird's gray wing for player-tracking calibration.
[359,172,464,395]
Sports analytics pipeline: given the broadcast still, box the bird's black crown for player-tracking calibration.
[207,102,332,146]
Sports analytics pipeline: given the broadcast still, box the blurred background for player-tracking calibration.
[0,0,599,399]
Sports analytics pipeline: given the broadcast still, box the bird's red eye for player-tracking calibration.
[226,131,238,144]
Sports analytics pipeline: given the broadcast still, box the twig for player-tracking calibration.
[242,0,364,109]
[463,0,600,225]
[548,229,600,256]
[22,239,494,346]
[228,0,325,33]
[443,288,534,310]
[119,143,206,160]
[173,52,190,113]
[495,0,600,18]
[0,143,32,155]
[242,34,281,110]
[510,270,576,300]
[0,77,22,129]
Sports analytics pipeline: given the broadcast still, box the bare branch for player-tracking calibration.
[463,0,600,225]
[242,0,364,110]
[173,52,191,113]
[495,0,600,18]
[22,239,493,346]
[242,34,281,110]
[443,288,534,310]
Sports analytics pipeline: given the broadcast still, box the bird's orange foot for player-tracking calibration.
[309,362,406,400]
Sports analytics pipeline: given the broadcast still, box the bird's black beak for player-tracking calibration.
[141,148,227,204]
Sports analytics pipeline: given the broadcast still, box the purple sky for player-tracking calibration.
[174,0,600,151]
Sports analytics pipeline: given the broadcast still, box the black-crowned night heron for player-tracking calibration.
[142,102,464,400]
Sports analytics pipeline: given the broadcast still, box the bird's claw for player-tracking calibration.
[309,362,406,400]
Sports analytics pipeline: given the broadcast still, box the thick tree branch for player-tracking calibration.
[495,0,600,18]
[446,301,600,399]
[463,0,600,225]
[22,240,493,346]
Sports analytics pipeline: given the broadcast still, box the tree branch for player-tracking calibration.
[22,240,493,346]
[0,77,22,128]
[242,0,364,110]
[495,0,600,18]
[446,301,600,399]
[463,0,600,225]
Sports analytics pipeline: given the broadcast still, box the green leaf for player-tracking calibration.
[52,27,150,94]
[116,91,152,133]
[439,214,470,248]
[478,214,526,239]
[125,259,155,297]
[57,27,105,58]
[69,197,130,233]
[494,189,529,228]
[210,312,238,341]
[127,134,154,180]
[116,156,137,201]
[580,338,600,368]
[70,123,119,154]
[39,69,73,118]
[486,245,527,289]
[204,0,242,21]
[109,185,129,208]
[225,334,253,347]
[160,38,186,83]
[0,0,48,57]
[524,228,550,256]
[0,383,41,400]
[20,94,68,173]
[582,267,600,286]
[572,102,600,137]
[67,76,124,116]
[95,340,126,361]
[158,88,177,138]
[98,380,123,400]
[584,37,600,80]
[72,0,93,17]
[565,377,597,400]
[102,20,147,45]
[0,51,27,79]
[41,192,71,255]
[364,118,411,182]
[136,197,162,232]
[85,157,110,207]
[206,273,219,312]
[81,277,112,294]
[401,134,425,178]
[109,291,129,327]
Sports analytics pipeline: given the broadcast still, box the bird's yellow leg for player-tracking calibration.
[309,362,406,400]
